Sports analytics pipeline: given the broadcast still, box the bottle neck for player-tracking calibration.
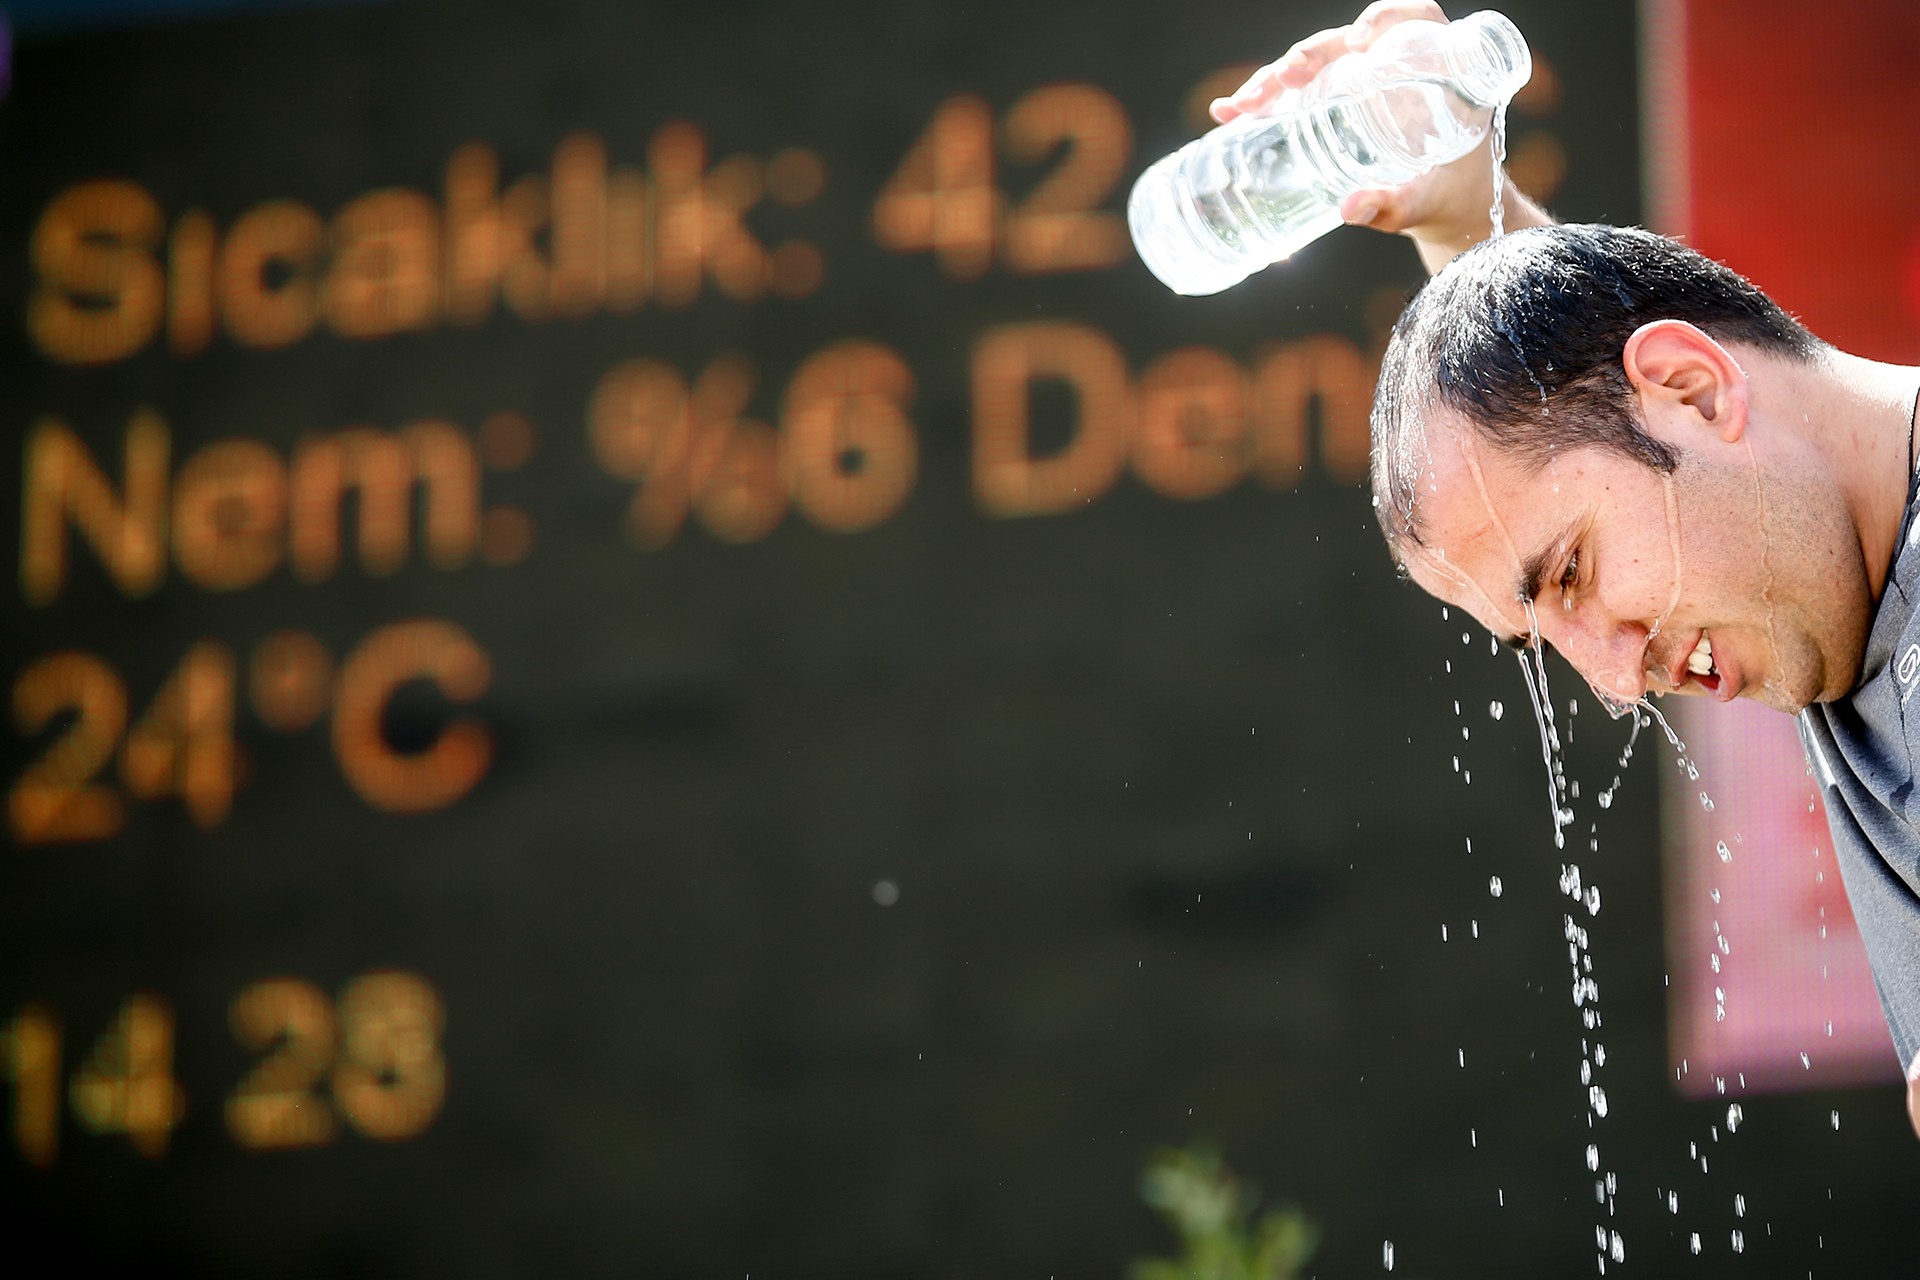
[1445,11,1531,108]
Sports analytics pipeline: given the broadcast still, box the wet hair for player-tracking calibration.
[1370,223,1821,558]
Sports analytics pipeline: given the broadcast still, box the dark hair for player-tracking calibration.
[1370,223,1821,556]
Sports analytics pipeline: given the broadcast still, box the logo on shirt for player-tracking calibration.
[1900,644,1920,703]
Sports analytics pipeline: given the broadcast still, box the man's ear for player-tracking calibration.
[1621,319,1749,443]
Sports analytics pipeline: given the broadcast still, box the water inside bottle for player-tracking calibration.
[1169,77,1492,275]
[1173,113,1344,270]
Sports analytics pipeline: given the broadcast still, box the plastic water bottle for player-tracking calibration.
[1128,10,1531,295]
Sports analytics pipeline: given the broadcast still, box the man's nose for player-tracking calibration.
[1544,611,1650,703]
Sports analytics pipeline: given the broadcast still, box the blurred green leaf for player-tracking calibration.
[1130,1145,1319,1280]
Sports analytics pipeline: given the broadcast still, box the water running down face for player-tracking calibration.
[1397,406,1862,717]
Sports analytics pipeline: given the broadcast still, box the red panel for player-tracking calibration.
[1684,0,1920,361]
[1658,0,1920,1094]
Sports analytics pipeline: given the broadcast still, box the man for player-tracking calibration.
[1214,2,1920,1131]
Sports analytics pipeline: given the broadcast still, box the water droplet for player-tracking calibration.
[1586,1143,1599,1170]
[872,880,900,906]
[1489,876,1503,898]
[1610,1231,1625,1263]
[1734,1192,1746,1218]
[1588,1085,1608,1117]
[1831,1109,1841,1130]
[1731,1230,1745,1254]
[1689,1233,1701,1255]
[1726,1104,1743,1134]
[1585,885,1602,916]
[1699,792,1715,811]
[1489,700,1504,720]
[1667,1191,1678,1214]
[1715,840,1731,863]
[1383,1240,1394,1271]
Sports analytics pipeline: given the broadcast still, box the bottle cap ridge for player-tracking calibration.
[1447,10,1532,109]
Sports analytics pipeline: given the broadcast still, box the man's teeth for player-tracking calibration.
[1686,633,1715,676]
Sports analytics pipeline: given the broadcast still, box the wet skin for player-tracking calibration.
[1393,328,1878,715]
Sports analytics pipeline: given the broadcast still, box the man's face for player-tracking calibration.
[1396,408,1869,714]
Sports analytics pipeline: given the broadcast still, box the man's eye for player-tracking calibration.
[1558,551,1580,602]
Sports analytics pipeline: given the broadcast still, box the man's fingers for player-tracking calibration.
[1210,63,1275,122]
[1210,3,1452,123]
[1351,0,1450,48]
[1211,22,1361,122]
[1273,26,1362,86]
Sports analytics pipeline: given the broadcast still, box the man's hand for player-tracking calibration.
[1208,0,1552,274]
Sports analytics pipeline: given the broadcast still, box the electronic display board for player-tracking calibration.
[1,1,1914,1276]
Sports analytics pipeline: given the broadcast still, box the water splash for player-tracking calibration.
[1501,608,1644,1274]
[1515,600,1574,849]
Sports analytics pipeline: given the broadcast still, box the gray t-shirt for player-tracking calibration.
[1800,467,1920,1070]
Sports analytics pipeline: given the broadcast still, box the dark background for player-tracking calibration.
[0,0,1913,1276]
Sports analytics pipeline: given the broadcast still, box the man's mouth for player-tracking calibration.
[1686,631,1716,679]
[1682,630,1724,695]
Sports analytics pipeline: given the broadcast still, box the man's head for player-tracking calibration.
[1368,224,1873,713]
